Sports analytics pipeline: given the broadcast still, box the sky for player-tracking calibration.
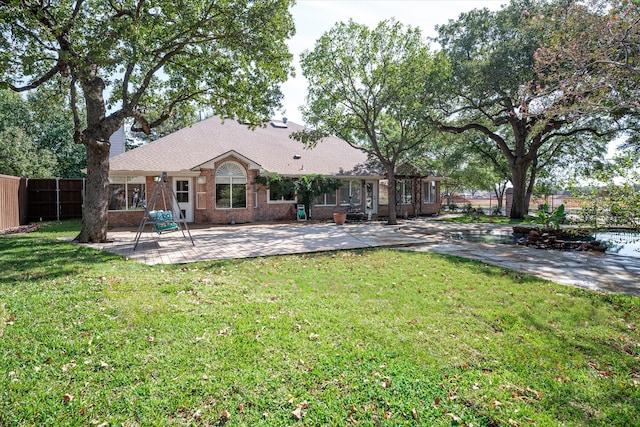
[277,0,507,124]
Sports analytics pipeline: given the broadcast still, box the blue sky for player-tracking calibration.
[278,0,506,124]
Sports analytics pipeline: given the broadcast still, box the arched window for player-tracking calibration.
[215,161,247,209]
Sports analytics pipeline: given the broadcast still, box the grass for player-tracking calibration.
[436,214,540,225]
[1,221,639,426]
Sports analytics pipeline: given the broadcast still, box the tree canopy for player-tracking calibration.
[532,0,640,150]
[295,19,447,224]
[0,89,61,177]
[434,0,615,219]
[0,0,295,242]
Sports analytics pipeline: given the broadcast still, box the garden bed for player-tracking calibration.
[513,225,606,253]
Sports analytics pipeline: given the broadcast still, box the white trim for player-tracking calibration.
[214,161,248,209]
[267,189,297,204]
[173,177,194,222]
[195,150,262,171]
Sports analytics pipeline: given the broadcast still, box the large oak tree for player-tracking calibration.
[434,0,615,219]
[0,0,294,242]
[295,19,447,225]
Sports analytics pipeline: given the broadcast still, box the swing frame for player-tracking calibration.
[133,172,194,250]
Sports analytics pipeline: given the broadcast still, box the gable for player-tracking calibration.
[195,150,262,171]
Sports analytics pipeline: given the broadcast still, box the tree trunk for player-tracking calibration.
[75,143,110,242]
[387,172,398,225]
[494,181,507,210]
[524,161,538,214]
[509,161,530,219]
[74,74,114,243]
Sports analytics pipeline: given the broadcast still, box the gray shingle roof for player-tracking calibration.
[110,117,374,177]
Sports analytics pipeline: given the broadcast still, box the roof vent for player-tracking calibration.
[282,117,288,123]
[293,154,301,159]
[271,121,288,129]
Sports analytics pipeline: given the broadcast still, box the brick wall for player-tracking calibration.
[107,167,443,227]
[108,209,145,227]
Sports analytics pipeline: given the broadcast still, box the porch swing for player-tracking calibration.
[133,172,194,250]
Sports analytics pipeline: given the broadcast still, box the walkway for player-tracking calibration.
[85,219,640,297]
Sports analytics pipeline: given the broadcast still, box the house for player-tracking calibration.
[108,116,442,226]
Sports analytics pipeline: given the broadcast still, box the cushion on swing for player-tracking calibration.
[154,221,179,233]
[148,210,178,234]
[149,210,174,222]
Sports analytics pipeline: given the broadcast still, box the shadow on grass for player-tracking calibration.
[437,215,539,225]
[413,249,545,284]
[0,232,123,283]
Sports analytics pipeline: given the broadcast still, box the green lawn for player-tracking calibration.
[436,213,540,225]
[1,222,638,426]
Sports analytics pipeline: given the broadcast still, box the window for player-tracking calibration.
[215,162,247,209]
[196,176,207,209]
[399,180,412,204]
[314,190,337,206]
[175,180,189,203]
[339,180,361,206]
[254,185,259,208]
[423,181,436,203]
[108,176,146,211]
[268,179,296,203]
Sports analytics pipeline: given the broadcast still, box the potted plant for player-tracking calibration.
[333,211,347,225]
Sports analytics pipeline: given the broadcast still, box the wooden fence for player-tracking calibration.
[27,178,84,222]
[0,174,28,230]
[0,175,84,230]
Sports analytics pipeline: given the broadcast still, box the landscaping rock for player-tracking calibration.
[512,226,606,254]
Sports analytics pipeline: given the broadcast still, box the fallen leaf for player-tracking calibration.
[221,409,231,420]
[448,385,459,401]
[309,333,319,340]
[526,387,543,399]
[348,404,357,417]
[448,413,461,423]
[291,400,308,419]
[411,408,419,422]
[291,407,304,420]
[61,361,77,372]
[193,409,202,420]
[62,394,73,403]
[508,419,519,426]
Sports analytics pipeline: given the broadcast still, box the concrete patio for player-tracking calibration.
[83,219,640,297]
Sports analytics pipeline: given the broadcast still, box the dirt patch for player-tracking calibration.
[0,223,40,235]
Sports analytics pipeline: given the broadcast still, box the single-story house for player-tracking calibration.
[108,116,443,226]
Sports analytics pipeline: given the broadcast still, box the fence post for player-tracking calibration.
[56,177,60,221]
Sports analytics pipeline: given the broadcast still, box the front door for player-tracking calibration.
[365,181,378,215]
[173,178,193,222]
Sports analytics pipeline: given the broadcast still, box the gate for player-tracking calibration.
[27,178,84,222]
